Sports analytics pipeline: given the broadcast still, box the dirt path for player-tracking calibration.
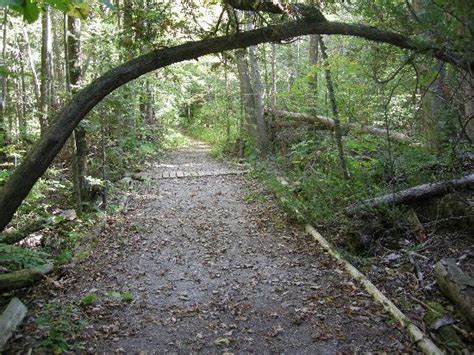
[10,140,413,353]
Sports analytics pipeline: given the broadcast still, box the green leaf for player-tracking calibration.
[22,0,40,23]
[67,1,88,19]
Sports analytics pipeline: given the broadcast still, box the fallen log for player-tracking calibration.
[346,173,474,215]
[0,218,50,245]
[305,225,443,355]
[270,109,411,143]
[434,258,474,326]
[0,298,27,349]
[0,264,54,292]
[279,180,443,353]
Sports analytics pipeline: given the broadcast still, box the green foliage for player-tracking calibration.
[1,0,91,23]
[35,301,86,352]
[79,293,98,306]
[163,128,189,149]
[106,290,134,303]
[242,192,267,203]
[0,243,51,271]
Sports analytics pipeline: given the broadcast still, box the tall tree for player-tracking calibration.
[319,36,349,179]
[66,14,90,213]
[236,48,257,139]
[248,43,269,153]
[39,5,52,136]
[0,9,8,146]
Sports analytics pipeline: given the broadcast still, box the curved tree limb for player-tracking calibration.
[0,18,472,231]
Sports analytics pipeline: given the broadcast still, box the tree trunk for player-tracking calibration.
[0,10,8,146]
[319,36,349,179]
[270,43,277,109]
[463,74,474,142]
[39,5,52,136]
[51,12,63,113]
[22,27,40,104]
[66,15,89,213]
[0,17,472,231]
[248,43,269,154]
[236,49,257,138]
[308,34,320,109]
[16,37,27,142]
[145,79,154,124]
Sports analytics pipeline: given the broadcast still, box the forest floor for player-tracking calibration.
[7,139,415,353]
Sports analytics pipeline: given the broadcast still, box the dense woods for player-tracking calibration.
[0,0,472,352]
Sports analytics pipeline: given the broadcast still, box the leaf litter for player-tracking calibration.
[6,140,414,353]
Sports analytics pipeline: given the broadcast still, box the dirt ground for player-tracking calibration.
[7,141,415,353]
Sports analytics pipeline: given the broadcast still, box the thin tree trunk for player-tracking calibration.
[271,43,277,109]
[39,5,52,136]
[0,10,8,146]
[66,15,89,213]
[224,58,230,141]
[308,34,320,109]
[18,48,27,141]
[22,27,40,103]
[463,74,474,142]
[51,12,63,112]
[145,79,154,124]
[319,36,349,179]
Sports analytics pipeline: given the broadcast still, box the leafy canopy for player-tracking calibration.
[0,0,112,23]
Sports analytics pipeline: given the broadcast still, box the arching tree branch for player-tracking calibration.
[0,17,472,231]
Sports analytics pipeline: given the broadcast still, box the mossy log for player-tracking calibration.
[0,218,50,245]
[434,258,474,326]
[0,264,54,292]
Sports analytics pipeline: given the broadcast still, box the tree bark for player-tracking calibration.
[319,36,349,179]
[248,43,269,153]
[66,15,89,213]
[39,5,52,136]
[308,34,320,103]
[236,49,257,138]
[0,9,8,145]
[463,74,474,142]
[346,173,474,215]
[434,258,474,326]
[0,17,472,231]
[307,0,320,105]
[22,27,40,103]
